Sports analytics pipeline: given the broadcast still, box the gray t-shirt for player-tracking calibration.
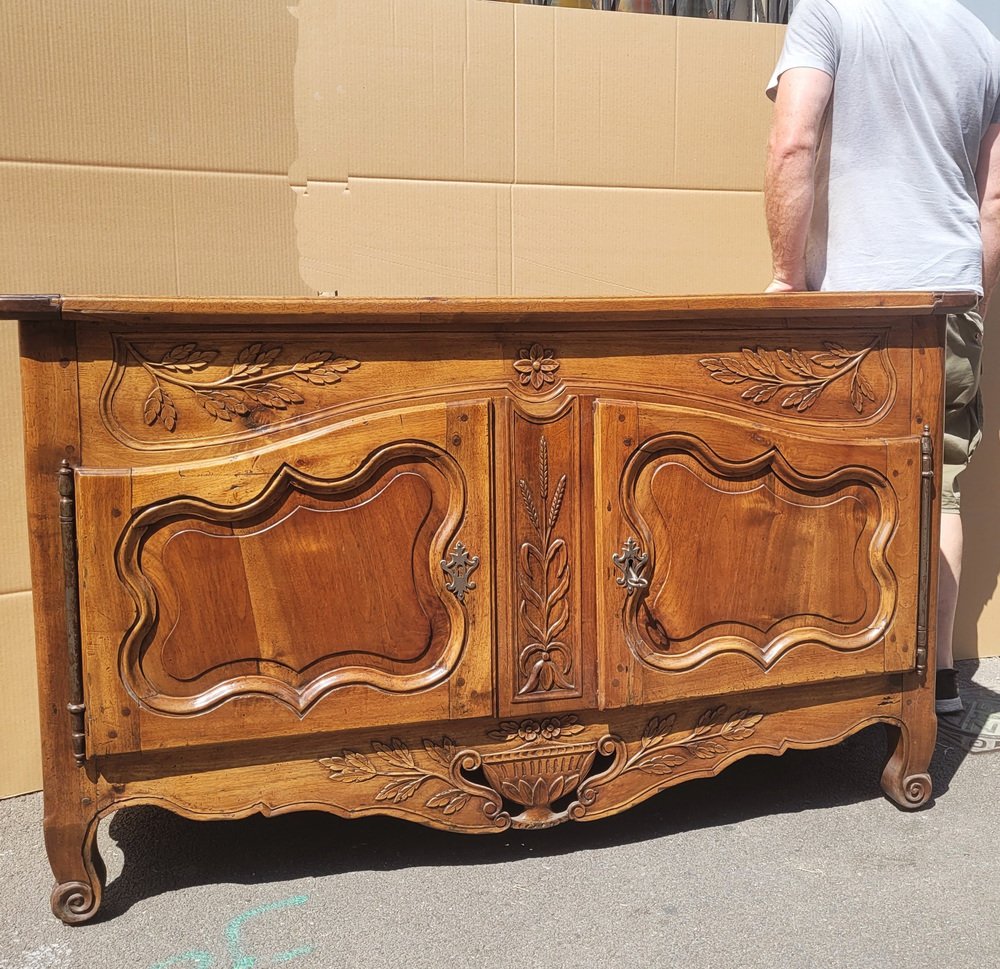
[767,0,1000,294]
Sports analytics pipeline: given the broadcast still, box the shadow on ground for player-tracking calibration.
[90,663,997,924]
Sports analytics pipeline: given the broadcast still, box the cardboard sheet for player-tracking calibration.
[1,0,997,799]
[0,592,40,799]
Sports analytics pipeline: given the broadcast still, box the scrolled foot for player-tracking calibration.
[899,772,932,808]
[51,878,102,925]
[881,722,934,810]
[46,815,106,925]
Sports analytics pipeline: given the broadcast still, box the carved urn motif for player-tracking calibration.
[481,742,597,826]
[482,716,595,826]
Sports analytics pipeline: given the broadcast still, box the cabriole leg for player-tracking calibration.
[881,718,935,809]
[46,813,106,925]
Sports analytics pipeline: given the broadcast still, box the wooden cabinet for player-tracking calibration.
[11,293,961,923]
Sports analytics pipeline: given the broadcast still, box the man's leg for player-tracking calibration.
[937,511,963,672]
[936,511,964,714]
[936,308,983,714]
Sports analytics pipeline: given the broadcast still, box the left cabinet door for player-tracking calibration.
[73,400,493,756]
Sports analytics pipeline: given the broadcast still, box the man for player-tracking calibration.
[764,0,1000,714]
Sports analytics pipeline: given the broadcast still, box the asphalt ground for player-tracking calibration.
[3,658,999,969]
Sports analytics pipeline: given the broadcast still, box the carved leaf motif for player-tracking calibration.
[723,711,764,741]
[623,706,765,781]
[243,382,305,409]
[143,387,177,431]
[555,716,585,737]
[320,750,378,781]
[372,738,416,770]
[700,358,748,384]
[422,737,458,766]
[321,737,496,819]
[690,740,728,759]
[637,753,686,775]
[128,340,358,431]
[640,714,677,752]
[143,388,162,426]
[375,777,424,803]
[426,788,470,814]
[517,595,547,647]
[500,773,578,806]
[718,356,750,377]
[521,649,574,692]
[700,338,879,416]
[197,390,251,420]
[232,343,282,378]
[743,347,777,377]
[161,343,218,373]
[160,395,178,431]
[292,351,361,385]
[741,384,780,404]
[487,721,524,742]
[694,706,726,735]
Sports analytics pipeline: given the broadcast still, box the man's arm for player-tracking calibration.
[976,123,1000,313]
[764,67,834,293]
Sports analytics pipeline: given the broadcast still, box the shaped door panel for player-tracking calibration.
[75,401,492,755]
[595,401,923,708]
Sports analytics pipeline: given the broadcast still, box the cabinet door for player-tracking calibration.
[595,400,924,709]
[74,401,492,756]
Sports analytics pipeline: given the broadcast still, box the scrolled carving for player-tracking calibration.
[621,707,763,777]
[321,715,601,830]
[320,736,505,824]
[50,880,101,926]
[901,774,933,807]
[513,343,560,391]
[516,437,573,694]
[699,338,880,414]
[128,340,360,432]
[572,705,764,818]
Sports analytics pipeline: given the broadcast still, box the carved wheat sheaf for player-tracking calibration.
[129,341,360,431]
[516,437,573,694]
[699,338,879,414]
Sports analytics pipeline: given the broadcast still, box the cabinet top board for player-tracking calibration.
[0,291,977,326]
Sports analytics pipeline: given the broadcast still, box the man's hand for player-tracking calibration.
[764,277,801,293]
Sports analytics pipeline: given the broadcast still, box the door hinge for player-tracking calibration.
[59,460,86,766]
[915,426,933,677]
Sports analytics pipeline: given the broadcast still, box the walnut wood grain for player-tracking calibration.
[13,295,946,923]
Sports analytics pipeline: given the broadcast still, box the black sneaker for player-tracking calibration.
[936,667,964,716]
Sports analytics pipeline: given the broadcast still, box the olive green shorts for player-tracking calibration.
[942,308,984,514]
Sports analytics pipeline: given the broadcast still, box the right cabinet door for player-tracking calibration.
[595,400,925,709]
